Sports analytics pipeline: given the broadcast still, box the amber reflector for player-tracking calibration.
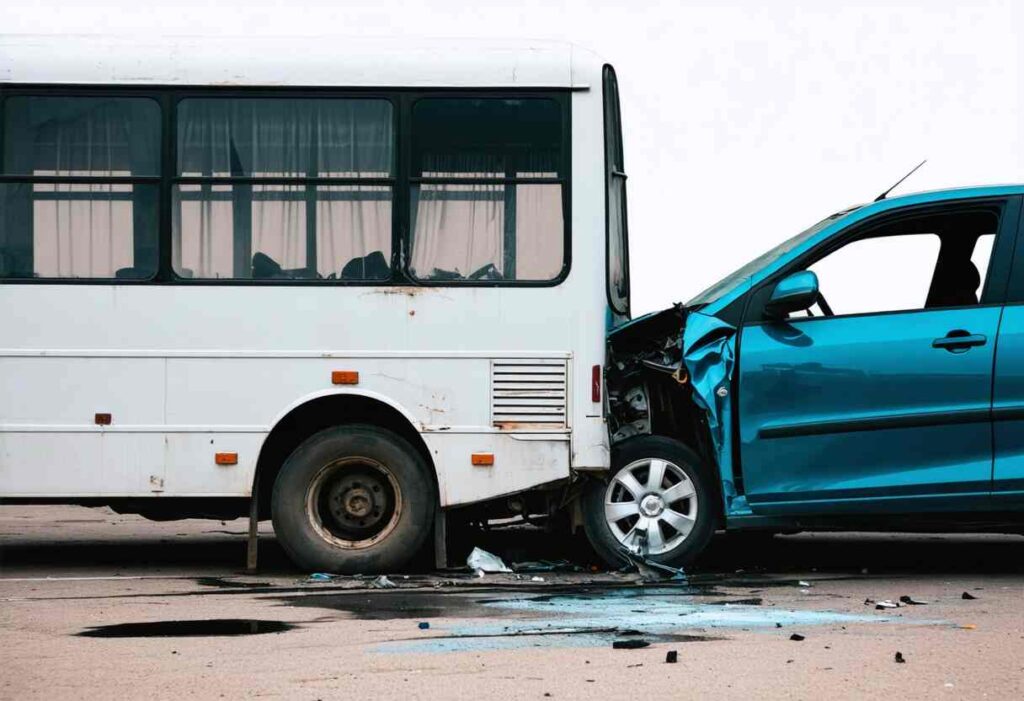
[471,452,495,466]
[331,370,359,385]
[215,452,238,466]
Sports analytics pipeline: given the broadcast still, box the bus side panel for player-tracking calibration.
[0,355,166,495]
[422,432,570,506]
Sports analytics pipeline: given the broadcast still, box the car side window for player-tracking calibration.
[791,207,999,318]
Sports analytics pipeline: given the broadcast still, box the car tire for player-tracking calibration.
[271,424,436,574]
[582,436,717,569]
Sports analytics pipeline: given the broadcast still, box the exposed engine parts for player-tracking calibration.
[605,304,711,459]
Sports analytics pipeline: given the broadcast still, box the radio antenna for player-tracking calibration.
[874,159,927,202]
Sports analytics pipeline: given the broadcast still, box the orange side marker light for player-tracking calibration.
[331,370,359,385]
[215,452,238,466]
[471,452,495,467]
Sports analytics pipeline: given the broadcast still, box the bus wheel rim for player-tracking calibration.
[305,457,403,550]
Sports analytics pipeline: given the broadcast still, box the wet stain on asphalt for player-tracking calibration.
[194,577,273,589]
[77,619,296,638]
[275,585,894,653]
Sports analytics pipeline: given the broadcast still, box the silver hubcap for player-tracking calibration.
[604,458,698,556]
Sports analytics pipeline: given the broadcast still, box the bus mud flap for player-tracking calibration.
[246,472,260,573]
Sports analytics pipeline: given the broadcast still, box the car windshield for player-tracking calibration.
[685,207,860,307]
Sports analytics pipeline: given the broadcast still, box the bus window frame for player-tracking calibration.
[0,85,572,288]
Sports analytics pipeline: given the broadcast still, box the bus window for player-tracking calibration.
[408,98,565,283]
[173,98,394,280]
[0,96,160,279]
[604,66,630,318]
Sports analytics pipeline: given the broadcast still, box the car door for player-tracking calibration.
[736,197,1018,516]
[992,200,1024,506]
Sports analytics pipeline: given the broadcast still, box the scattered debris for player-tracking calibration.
[875,600,900,610]
[307,572,334,582]
[371,575,396,589]
[959,624,977,630]
[619,549,687,583]
[417,622,430,630]
[665,650,678,663]
[789,633,805,641]
[961,592,977,600]
[531,576,546,583]
[797,581,812,588]
[612,639,650,650]
[894,651,906,664]
[899,596,927,605]
[467,547,512,574]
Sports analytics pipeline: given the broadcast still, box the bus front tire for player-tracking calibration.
[582,436,717,569]
[271,424,436,574]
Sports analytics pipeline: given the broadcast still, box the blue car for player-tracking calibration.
[585,185,1024,567]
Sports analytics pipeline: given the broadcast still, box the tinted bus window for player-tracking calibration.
[1,96,160,279]
[409,98,564,283]
[173,98,394,280]
[604,66,630,316]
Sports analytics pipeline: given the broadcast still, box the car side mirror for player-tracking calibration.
[765,270,819,318]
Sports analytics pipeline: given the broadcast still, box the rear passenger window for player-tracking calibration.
[408,98,565,283]
[172,98,394,280]
[1,96,160,279]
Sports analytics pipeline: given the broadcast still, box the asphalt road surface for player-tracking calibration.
[1,505,1022,700]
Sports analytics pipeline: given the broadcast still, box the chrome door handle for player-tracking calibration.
[932,330,987,352]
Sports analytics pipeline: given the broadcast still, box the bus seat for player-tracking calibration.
[341,250,389,280]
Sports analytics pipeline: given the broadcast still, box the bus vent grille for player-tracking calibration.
[491,359,568,429]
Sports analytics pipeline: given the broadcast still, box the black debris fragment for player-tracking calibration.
[961,592,978,600]
[666,650,678,664]
[418,622,430,630]
[790,633,805,641]
[775,622,783,628]
[894,651,906,664]
[899,596,927,605]
[612,640,650,650]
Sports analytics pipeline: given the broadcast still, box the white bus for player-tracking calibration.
[0,36,633,572]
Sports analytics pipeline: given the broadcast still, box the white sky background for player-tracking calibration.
[3,0,1022,315]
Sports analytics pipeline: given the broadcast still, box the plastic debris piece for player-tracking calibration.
[959,624,977,630]
[511,559,581,573]
[899,595,927,605]
[612,640,650,649]
[370,575,396,589]
[466,547,512,574]
[863,598,875,605]
[665,650,678,664]
[961,591,978,600]
[789,633,805,641]
[875,600,899,610]
[418,622,430,630]
[307,572,334,582]
[531,576,545,582]
[894,651,906,664]
[797,581,812,587]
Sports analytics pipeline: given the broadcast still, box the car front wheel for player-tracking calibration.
[582,436,717,568]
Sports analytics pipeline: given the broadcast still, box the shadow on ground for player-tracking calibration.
[1,511,1022,577]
